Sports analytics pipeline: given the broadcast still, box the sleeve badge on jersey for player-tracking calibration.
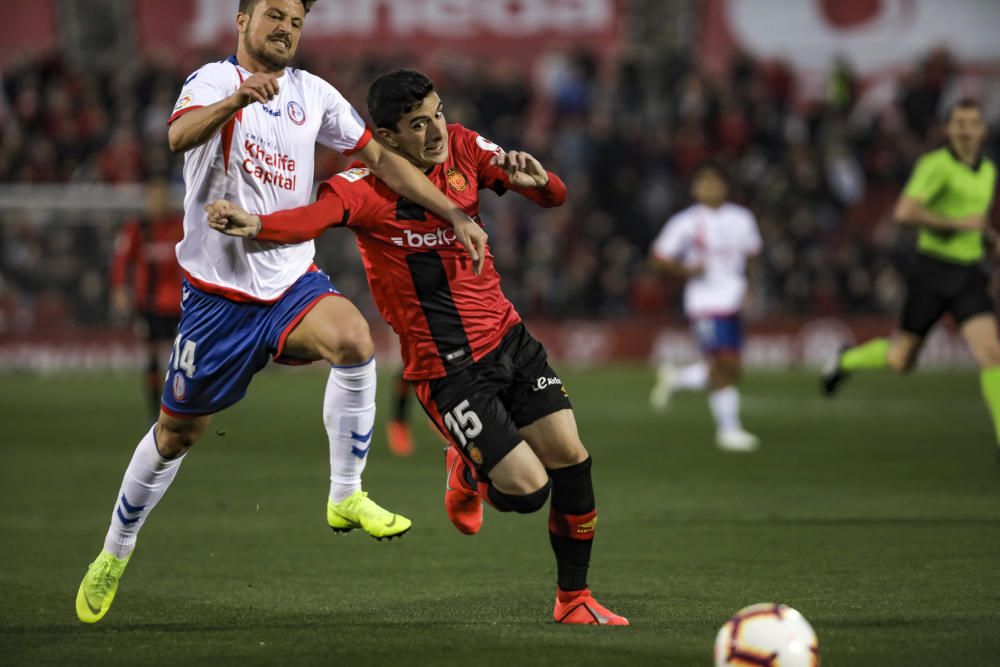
[286,100,306,126]
[173,95,193,112]
[446,168,468,192]
[337,167,370,182]
[475,135,502,154]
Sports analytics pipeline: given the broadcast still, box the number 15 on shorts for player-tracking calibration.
[443,399,482,446]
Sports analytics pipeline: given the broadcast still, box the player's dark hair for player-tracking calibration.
[945,97,982,122]
[367,69,436,131]
[238,0,316,15]
[690,159,731,189]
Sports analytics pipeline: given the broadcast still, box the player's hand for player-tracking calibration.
[491,150,549,189]
[205,200,261,238]
[450,215,488,275]
[232,72,281,108]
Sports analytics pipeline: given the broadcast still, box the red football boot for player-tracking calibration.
[444,445,483,535]
[386,420,414,457]
[553,588,629,626]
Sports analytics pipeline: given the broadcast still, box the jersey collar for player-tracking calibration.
[946,143,983,172]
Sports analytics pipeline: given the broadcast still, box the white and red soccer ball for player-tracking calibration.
[714,603,819,667]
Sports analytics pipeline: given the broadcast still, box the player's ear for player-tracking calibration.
[376,128,399,149]
[236,11,250,35]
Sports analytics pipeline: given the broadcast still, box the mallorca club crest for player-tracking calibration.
[446,168,468,192]
[286,100,306,126]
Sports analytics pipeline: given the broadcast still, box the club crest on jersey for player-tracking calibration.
[172,372,187,402]
[476,135,501,154]
[446,168,468,192]
[466,444,483,465]
[286,100,306,126]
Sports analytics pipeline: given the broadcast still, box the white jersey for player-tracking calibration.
[169,56,371,301]
[651,202,761,318]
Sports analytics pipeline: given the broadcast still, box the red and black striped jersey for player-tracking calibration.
[257,123,567,380]
[110,215,185,316]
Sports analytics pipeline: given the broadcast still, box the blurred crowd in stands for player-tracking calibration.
[1,41,998,334]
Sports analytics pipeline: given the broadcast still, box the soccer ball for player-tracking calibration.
[714,603,819,667]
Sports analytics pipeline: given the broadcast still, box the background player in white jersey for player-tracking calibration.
[76,0,489,624]
[648,161,762,452]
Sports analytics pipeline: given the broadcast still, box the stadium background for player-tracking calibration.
[3,0,1000,369]
[2,2,1000,666]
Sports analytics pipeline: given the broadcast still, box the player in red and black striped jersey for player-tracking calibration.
[206,69,628,626]
[110,179,185,419]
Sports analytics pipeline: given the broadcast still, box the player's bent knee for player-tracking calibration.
[155,416,208,458]
[329,319,374,365]
[488,479,551,514]
[542,441,589,469]
[886,348,915,374]
[976,345,1000,369]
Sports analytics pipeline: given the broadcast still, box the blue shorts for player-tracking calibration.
[692,315,744,354]
[161,271,340,417]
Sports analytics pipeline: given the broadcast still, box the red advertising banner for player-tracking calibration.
[0,0,56,67]
[0,317,974,372]
[701,0,1000,100]
[135,0,625,59]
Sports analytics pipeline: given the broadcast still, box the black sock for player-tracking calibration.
[392,375,410,423]
[547,457,596,592]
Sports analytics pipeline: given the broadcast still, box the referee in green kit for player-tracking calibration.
[822,98,1000,457]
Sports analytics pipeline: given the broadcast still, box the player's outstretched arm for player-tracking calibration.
[355,140,488,274]
[205,191,348,245]
[489,150,567,207]
[205,201,262,238]
[168,72,282,153]
[893,196,985,231]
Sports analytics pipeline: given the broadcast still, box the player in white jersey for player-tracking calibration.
[76,0,489,624]
[648,161,762,452]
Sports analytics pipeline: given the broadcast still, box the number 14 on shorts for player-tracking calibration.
[170,334,198,379]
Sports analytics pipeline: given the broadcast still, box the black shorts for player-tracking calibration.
[900,255,993,337]
[413,323,572,476]
[140,311,180,342]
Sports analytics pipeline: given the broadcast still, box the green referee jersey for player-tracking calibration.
[903,146,996,264]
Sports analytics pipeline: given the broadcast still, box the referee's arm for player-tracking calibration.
[893,196,984,232]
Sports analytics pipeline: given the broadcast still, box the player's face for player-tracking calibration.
[238,0,305,70]
[946,107,986,156]
[692,170,727,207]
[380,93,449,168]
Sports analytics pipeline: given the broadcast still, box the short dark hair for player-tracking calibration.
[690,159,731,188]
[238,0,316,15]
[367,70,435,131]
[945,97,982,122]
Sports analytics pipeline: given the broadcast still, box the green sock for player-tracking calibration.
[979,367,1000,445]
[840,338,889,372]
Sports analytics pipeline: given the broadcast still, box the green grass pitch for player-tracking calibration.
[1,367,998,665]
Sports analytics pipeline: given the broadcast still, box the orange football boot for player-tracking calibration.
[553,588,629,626]
[386,420,414,456]
[444,445,483,535]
